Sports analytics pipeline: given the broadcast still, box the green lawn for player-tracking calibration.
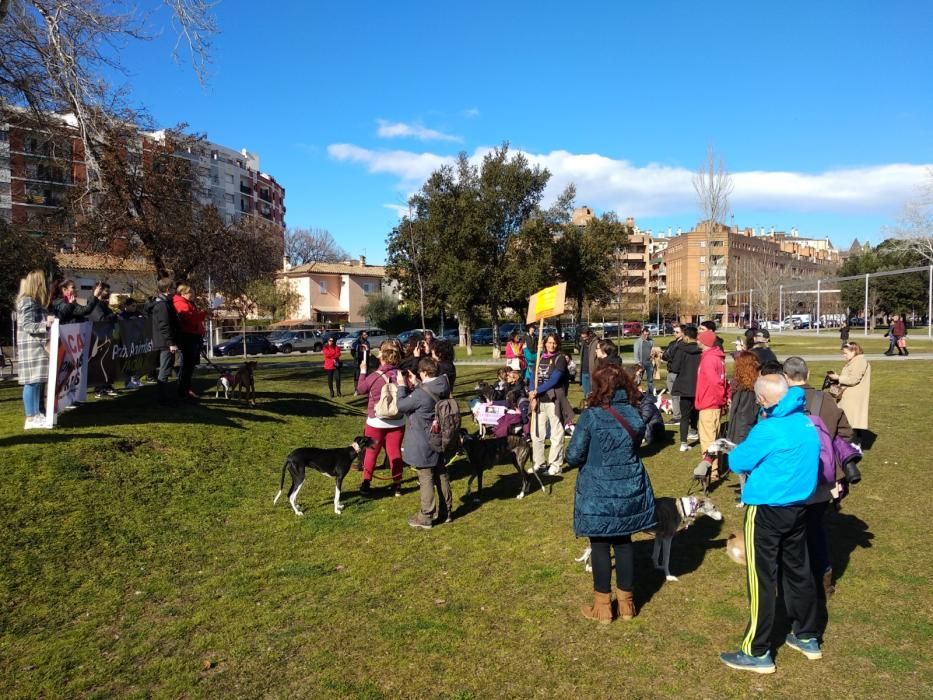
[0,359,930,698]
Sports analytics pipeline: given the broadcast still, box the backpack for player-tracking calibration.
[422,384,462,453]
[373,371,401,419]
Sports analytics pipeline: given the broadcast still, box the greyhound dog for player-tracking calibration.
[460,429,545,500]
[274,436,375,515]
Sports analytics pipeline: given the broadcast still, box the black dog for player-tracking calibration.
[460,429,545,500]
[273,436,375,516]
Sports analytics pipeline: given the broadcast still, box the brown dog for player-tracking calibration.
[231,361,257,405]
[726,530,747,566]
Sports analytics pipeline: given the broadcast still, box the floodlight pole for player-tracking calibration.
[816,279,821,335]
[928,265,932,338]
[864,273,869,337]
[749,289,753,326]
[779,285,783,334]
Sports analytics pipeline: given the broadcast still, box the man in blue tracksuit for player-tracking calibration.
[719,374,822,674]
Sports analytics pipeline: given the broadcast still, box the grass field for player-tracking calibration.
[0,356,930,698]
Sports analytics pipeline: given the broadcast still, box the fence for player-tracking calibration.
[725,264,933,337]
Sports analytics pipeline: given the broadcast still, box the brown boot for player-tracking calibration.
[616,589,635,620]
[581,591,613,624]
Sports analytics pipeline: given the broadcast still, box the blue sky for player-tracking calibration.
[117,1,932,262]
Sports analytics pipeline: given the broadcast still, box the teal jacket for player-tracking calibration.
[567,390,657,538]
[728,386,819,506]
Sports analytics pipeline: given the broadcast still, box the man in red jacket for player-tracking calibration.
[696,328,729,476]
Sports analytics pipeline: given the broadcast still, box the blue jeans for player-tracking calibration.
[642,363,654,394]
[23,382,43,417]
[581,372,591,397]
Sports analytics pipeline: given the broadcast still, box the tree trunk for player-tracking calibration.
[242,315,248,359]
[491,307,500,359]
[459,318,472,356]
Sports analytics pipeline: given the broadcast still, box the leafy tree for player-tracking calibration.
[248,278,300,322]
[359,292,400,328]
[0,220,56,340]
[553,203,632,321]
[839,240,929,327]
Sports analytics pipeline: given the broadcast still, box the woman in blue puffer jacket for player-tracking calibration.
[566,363,657,623]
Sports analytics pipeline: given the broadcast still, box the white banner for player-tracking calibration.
[44,321,92,427]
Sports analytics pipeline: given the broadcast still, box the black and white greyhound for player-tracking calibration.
[274,436,375,515]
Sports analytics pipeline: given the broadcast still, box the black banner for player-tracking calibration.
[87,317,159,386]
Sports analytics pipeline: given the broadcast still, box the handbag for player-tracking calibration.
[826,382,846,401]
[896,337,907,349]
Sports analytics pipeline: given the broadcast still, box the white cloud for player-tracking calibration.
[328,142,933,218]
[464,107,480,118]
[375,119,461,143]
[383,203,409,218]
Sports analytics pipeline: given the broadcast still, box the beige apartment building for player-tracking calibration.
[662,221,840,322]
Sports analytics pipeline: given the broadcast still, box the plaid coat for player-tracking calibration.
[16,296,50,385]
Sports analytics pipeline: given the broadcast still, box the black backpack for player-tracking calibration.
[422,385,461,453]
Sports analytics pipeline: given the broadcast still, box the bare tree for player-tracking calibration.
[887,168,933,264]
[0,1,217,187]
[693,146,734,317]
[284,227,350,266]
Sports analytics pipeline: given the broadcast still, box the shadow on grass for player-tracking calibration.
[0,431,118,448]
[634,515,725,611]
[826,509,874,582]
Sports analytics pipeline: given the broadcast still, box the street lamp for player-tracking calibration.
[656,263,666,333]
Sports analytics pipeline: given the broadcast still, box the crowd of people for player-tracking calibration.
[11,267,879,671]
[463,320,873,673]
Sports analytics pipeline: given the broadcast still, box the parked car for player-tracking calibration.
[644,323,660,336]
[497,322,524,342]
[441,328,460,344]
[471,327,494,345]
[268,329,321,353]
[396,328,430,345]
[759,320,785,331]
[213,334,277,357]
[320,330,349,347]
[623,321,642,337]
[336,328,391,351]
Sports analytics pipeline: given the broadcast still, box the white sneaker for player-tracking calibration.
[25,414,51,429]
[547,464,563,476]
[687,432,699,443]
[679,442,692,452]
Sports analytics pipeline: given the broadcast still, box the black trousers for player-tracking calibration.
[805,500,831,637]
[177,334,200,397]
[589,535,634,594]
[326,368,342,396]
[741,504,819,656]
[678,396,697,442]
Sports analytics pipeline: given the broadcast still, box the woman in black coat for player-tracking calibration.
[669,325,701,450]
[566,363,656,623]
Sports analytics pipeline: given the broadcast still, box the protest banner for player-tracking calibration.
[86,317,158,388]
[44,321,92,426]
[525,282,567,441]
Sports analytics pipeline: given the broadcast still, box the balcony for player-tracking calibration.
[240,184,253,196]
[258,190,272,203]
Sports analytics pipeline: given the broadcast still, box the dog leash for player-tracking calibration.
[200,351,230,376]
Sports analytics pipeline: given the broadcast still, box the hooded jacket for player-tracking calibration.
[397,374,451,468]
[568,389,656,537]
[144,294,178,350]
[695,345,728,410]
[728,386,819,506]
[669,341,701,397]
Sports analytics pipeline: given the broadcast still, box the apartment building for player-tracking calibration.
[0,114,87,227]
[166,135,286,230]
[0,112,285,237]
[572,207,652,316]
[662,221,840,321]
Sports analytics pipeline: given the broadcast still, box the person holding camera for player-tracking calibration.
[826,342,871,447]
[88,282,119,398]
[351,330,371,387]
[397,357,453,529]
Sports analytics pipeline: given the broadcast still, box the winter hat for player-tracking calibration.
[698,329,717,348]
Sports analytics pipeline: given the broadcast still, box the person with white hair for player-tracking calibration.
[719,373,822,675]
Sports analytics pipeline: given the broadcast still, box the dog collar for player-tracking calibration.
[351,441,361,454]
[679,496,697,522]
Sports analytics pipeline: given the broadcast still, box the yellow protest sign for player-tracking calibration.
[526,282,567,323]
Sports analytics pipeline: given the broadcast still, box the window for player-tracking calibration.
[361,281,375,294]
[319,280,327,293]
[699,285,706,292]
[224,193,234,204]
[226,173,234,184]
[698,256,705,263]
[699,241,706,247]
